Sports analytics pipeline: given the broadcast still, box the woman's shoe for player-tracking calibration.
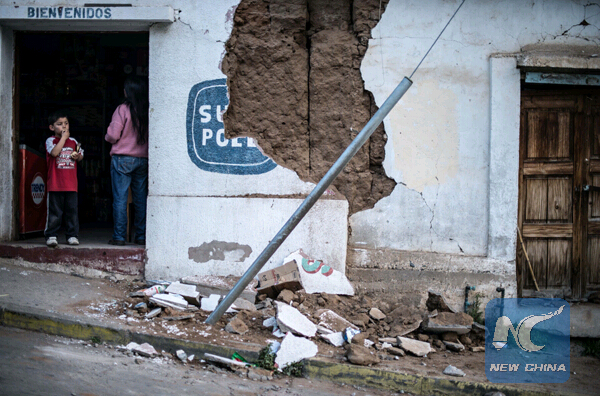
[108,239,126,246]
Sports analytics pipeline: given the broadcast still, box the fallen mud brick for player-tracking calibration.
[257,261,302,299]
[396,336,432,357]
[443,340,465,352]
[417,334,429,342]
[387,347,406,357]
[225,316,249,335]
[350,332,368,345]
[315,309,358,332]
[346,343,380,366]
[277,289,297,304]
[275,332,318,369]
[426,290,457,313]
[422,312,473,334]
[390,320,422,337]
[369,307,386,320]
[459,334,472,346]
[443,365,466,377]
[350,313,371,327]
[441,332,459,343]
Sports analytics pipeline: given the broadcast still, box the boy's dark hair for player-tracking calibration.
[48,110,69,125]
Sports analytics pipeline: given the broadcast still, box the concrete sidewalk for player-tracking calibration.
[0,259,588,396]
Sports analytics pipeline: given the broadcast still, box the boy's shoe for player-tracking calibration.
[67,237,79,245]
[108,239,126,246]
[135,239,146,246]
[46,237,58,248]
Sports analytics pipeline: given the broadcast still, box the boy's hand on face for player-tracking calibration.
[61,130,70,139]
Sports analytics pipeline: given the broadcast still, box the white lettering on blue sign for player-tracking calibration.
[186,79,276,175]
[27,7,112,19]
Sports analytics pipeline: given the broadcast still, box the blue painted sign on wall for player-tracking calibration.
[186,79,277,175]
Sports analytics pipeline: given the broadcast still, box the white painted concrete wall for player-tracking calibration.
[355,0,600,262]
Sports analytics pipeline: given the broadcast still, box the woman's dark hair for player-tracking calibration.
[123,76,149,145]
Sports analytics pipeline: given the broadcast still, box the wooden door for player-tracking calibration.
[518,87,600,299]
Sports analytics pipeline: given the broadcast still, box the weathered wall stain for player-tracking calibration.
[188,241,253,263]
[222,0,395,214]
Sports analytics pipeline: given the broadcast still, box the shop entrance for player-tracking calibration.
[16,32,149,241]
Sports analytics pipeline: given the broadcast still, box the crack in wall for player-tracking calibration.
[221,0,395,215]
[557,3,600,43]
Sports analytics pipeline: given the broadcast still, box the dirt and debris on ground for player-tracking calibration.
[70,277,600,395]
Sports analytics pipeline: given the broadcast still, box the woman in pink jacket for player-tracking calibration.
[105,76,149,246]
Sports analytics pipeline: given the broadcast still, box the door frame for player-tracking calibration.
[0,6,172,241]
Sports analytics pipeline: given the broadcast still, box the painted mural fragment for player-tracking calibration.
[186,78,277,175]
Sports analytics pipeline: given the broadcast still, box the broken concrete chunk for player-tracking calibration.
[176,350,188,361]
[149,293,188,311]
[316,309,358,333]
[345,343,380,366]
[378,337,397,345]
[226,316,249,335]
[145,307,161,319]
[165,281,201,305]
[132,343,158,357]
[263,316,277,328]
[316,325,334,335]
[275,301,317,338]
[381,342,393,349]
[422,312,473,334]
[364,339,375,348]
[396,336,432,357]
[369,308,386,320]
[443,365,466,377]
[200,294,220,312]
[274,332,318,369]
[426,290,457,313]
[321,332,345,347]
[125,342,140,350]
[443,340,465,352]
[470,346,485,353]
[285,249,354,295]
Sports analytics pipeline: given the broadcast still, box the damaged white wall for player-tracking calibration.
[350,0,600,305]
[145,1,348,279]
[0,1,349,279]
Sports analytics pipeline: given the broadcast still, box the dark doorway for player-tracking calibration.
[16,32,149,239]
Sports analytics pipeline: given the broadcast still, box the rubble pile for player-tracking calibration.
[108,250,485,378]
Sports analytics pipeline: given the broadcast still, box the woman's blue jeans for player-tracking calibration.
[110,155,148,242]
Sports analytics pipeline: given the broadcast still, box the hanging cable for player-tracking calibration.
[410,0,466,79]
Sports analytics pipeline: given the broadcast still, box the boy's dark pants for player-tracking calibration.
[45,191,79,240]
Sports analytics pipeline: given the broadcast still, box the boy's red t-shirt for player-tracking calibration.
[45,136,80,192]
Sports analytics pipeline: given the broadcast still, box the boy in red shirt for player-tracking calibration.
[44,111,84,247]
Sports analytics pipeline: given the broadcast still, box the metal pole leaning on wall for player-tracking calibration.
[205,77,413,325]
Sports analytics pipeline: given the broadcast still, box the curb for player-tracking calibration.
[0,303,579,396]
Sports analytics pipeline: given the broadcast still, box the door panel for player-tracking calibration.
[518,88,600,299]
